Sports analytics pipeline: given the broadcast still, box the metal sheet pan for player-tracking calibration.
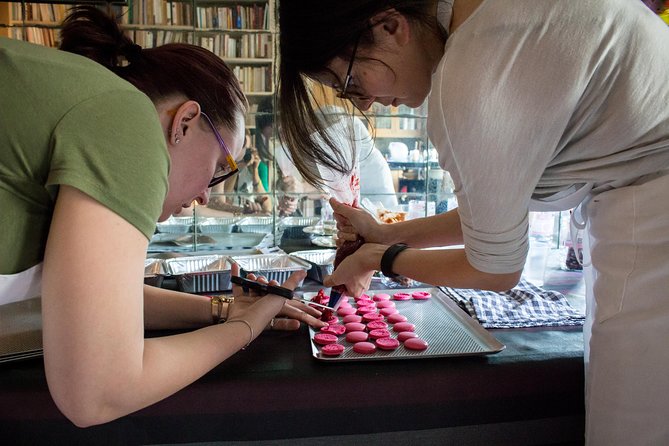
[307,287,505,362]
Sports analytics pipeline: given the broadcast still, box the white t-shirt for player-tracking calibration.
[428,0,669,274]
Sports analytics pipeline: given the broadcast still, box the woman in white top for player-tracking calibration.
[276,1,669,444]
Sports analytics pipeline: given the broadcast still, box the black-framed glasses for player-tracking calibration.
[200,111,239,188]
[336,34,369,101]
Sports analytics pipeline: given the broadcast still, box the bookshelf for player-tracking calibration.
[0,0,276,103]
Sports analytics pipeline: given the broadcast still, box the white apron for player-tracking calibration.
[0,263,43,305]
[533,173,669,445]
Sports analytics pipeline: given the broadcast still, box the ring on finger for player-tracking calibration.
[269,318,276,329]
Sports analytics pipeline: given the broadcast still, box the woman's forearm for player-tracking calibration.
[66,295,285,427]
[143,285,212,329]
[360,243,520,292]
[381,208,464,248]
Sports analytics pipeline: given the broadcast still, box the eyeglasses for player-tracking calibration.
[336,34,370,102]
[200,111,239,188]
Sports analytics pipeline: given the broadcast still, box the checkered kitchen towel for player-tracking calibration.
[439,279,585,328]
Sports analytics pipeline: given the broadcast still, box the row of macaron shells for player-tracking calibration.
[313,291,432,356]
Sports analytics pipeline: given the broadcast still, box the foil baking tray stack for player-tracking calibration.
[144,258,166,288]
[230,254,311,286]
[289,249,336,283]
[196,216,239,234]
[163,255,232,293]
[236,216,275,234]
[280,216,320,240]
[155,216,194,234]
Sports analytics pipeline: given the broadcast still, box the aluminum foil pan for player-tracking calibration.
[155,216,194,234]
[164,255,232,293]
[236,216,275,234]
[289,249,336,283]
[144,258,165,288]
[230,254,311,286]
[280,216,320,239]
[197,217,239,234]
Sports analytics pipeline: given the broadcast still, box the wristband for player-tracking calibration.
[380,243,409,279]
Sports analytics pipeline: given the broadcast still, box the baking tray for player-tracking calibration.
[289,249,336,283]
[155,216,194,234]
[279,216,320,239]
[149,232,268,252]
[163,255,232,293]
[306,287,505,361]
[230,254,311,286]
[143,258,165,287]
[196,217,239,234]
[236,216,275,234]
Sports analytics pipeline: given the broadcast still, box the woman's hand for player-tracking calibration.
[323,243,386,298]
[228,264,325,330]
[278,195,298,216]
[330,197,386,244]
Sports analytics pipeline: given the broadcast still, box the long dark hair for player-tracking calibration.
[277,0,440,187]
[59,5,246,133]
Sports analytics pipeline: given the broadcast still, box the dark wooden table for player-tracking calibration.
[0,313,584,445]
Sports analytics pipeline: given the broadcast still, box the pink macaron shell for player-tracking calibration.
[344,322,367,332]
[386,313,408,324]
[321,343,345,356]
[346,331,369,343]
[356,305,376,315]
[393,292,411,301]
[362,312,384,322]
[375,300,396,309]
[352,341,377,354]
[372,293,391,301]
[342,314,363,324]
[337,306,356,316]
[320,324,346,336]
[411,291,432,300]
[313,333,338,345]
[404,337,429,351]
[397,331,419,342]
[393,322,416,333]
[376,337,400,350]
[366,320,389,330]
[368,329,392,340]
[380,307,399,317]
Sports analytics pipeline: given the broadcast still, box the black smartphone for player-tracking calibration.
[230,276,294,299]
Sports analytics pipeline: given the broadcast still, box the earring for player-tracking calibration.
[175,136,181,144]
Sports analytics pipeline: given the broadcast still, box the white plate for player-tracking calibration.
[312,236,337,248]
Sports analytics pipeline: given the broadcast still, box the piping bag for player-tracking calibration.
[320,173,364,321]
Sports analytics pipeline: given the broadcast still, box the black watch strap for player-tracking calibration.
[380,243,409,279]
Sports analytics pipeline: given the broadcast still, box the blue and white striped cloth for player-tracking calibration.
[440,279,585,329]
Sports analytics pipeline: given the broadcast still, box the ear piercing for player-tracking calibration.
[175,136,181,144]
